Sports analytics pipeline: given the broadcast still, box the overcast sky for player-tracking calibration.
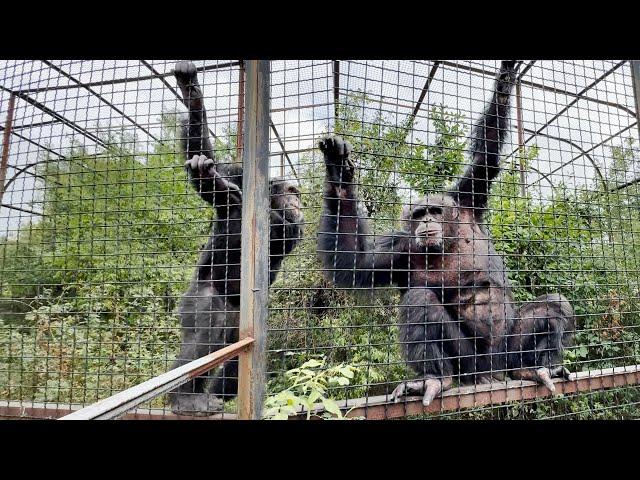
[1,60,638,236]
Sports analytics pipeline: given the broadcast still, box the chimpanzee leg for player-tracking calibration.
[508,293,575,392]
[208,322,239,400]
[168,284,229,416]
[393,288,472,406]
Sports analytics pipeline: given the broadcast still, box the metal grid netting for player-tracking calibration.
[1,60,639,420]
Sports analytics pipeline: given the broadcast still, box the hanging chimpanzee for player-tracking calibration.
[317,60,574,406]
[168,61,304,415]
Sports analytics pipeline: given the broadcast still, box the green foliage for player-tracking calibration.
[400,105,467,195]
[2,96,640,419]
[263,356,360,420]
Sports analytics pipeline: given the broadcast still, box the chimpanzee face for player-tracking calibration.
[270,177,304,224]
[403,194,458,252]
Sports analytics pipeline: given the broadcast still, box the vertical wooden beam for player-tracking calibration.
[0,93,17,205]
[236,60,245,160]
[515,80,526,198]
[631,61,640,144]
[237,60,270,420]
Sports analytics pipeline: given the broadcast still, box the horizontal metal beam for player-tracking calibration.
[17,61,242,94]
[0,401,236,420]
[59,337,254,420]
[293,364,640,420]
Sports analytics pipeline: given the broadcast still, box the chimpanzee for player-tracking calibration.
[168,61,304,415]
[317,60,574,406]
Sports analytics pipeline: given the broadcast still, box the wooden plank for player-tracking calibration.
[59,338,253,420]
[291,365,640,420]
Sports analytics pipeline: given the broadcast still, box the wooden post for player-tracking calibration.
[0,93,17,205]
[236,60,245,161]
[237,60,270,420]
[515,80,526,198]
[631,61,640,144]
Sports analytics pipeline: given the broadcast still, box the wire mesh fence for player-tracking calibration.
[1,60,640,420]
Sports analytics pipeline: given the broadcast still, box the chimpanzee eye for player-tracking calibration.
[428,207,443,215]
[412,207,426,219]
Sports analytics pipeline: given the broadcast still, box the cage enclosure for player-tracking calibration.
[1,60,640,420]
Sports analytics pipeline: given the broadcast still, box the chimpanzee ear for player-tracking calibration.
[449,205,460,220]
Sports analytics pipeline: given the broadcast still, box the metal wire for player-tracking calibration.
[1,60,639,420]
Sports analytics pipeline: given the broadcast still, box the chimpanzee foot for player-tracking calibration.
[512,366,570,394]
[169,392,224,417]
[392,376,453,407]
[318,135,354,183]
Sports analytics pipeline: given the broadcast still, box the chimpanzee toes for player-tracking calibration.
[550,365,572,380]
[170,393,224,416]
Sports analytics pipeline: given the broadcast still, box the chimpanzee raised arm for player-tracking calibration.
[317,136,411,289]
[452,60,519,217]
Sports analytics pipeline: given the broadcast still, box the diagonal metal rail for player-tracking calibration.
[60,337,254,420]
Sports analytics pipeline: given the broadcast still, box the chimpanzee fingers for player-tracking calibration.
[173,60,198,86]
[550,365,571,380]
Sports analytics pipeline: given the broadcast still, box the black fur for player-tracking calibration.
[318,61,574,397]
[168,61,303,415]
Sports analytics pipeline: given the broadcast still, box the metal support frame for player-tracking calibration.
[515,80,527,197]
[0,93,16,205]
[237,60,271,420]
[632,61,640,144]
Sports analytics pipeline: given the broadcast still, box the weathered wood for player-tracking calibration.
[237,60,271,420]
[59,337,253,420]
[1,401,237,420]
[291,364,640,420]
[0,93,16,205]
[631,61,640,144]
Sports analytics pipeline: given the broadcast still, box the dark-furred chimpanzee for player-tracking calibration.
[168,61,304,415]
[317,60,575,406]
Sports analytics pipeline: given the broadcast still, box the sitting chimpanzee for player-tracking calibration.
[168,61,304,415]
[317,60,574,406]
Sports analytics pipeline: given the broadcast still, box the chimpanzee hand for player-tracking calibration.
[319,135,355,184]
[496,60,519,98]
[173,60,199,89]
[185,155,242,206]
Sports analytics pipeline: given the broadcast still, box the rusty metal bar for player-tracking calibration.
[59,337,254,420]
[140,60,219,141]
[439,60,635,118]
[0,93,16,205]
[19,61,242,94]
[293,364,640,420]
[333,60,340,120]
[0,401,237,420]
[410,61,440,123]
[269,120,298,182]
[236,60,245,159]
[515,80,526,197]
[0,86,108,149]
[43,61,161,143]
[1,203,42,216]
[237,60,271,420]
[632,61,640,144]
[503,60,627,164]
[529,121,637,187]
